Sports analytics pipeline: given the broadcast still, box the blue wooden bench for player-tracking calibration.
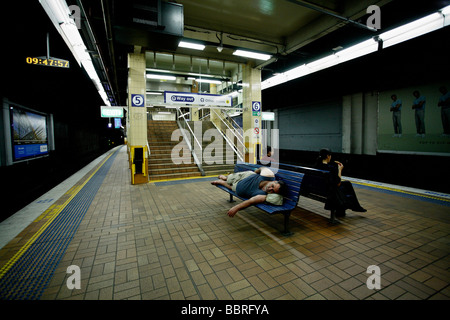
[213,162,304,235]
[275,163,339,224]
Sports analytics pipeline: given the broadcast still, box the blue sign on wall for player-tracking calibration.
[252,101,261,112]
[131,94,145,107]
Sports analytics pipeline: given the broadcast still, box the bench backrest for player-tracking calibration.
[274,163,330,200]
[234,163,304,209]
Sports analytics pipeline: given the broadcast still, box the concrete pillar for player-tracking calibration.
[209,84,222,128]
[191,80,199,121]
[242,63,262,163]
[342,92,377,156]
[342,95,352,154]
[351,93,364,154]
[363,92,378,155]
[127,52,148,184]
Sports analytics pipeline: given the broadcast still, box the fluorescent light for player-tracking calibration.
[262,5,450,91]
[233,50,271,61]
[195,79,223,84]
[441,5,450,16]
[39,0,71,24]
[336,38,378,63]
[306,54,339,72]
[379,12,444,48]
[146,74,176,80]
[39,0,111,106]
[178,41,205,50]
[158,112,172,114]
[284,64,309,82]
[146,91,163,95]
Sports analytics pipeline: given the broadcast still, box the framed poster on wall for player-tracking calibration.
[10,105,49,161]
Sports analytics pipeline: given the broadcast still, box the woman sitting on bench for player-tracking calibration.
[211,167,287,217]
[315,148,367,217]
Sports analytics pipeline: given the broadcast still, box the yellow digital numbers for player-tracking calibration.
[26,56,69,68]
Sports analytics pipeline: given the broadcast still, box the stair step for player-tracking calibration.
[149,166,200,175]
[149,172,202,181]
[149,162,196,169]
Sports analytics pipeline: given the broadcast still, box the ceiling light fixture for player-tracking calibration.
[146,74,176,81]
[195,79,223,85]
[233,49,271,61]
[178,41,205,50]
[39,0,111,106]
[217,32,224,52]
[262,5,450,90]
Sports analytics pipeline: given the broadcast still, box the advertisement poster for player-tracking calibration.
[11,107,48,161]
[377,81,450,155]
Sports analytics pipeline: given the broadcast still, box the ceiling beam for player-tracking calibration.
[283,0,393,55]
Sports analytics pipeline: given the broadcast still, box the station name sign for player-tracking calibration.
[164,92,232,107]
[101,106,124,118]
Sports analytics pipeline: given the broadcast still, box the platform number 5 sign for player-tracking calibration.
[131,94,145,107]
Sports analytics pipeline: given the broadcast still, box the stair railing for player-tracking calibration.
[176,108,205,176]
[221,109,244,144]
[211,109,248,161]
[210,109,246,162]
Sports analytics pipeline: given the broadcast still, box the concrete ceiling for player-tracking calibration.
[78,0,447,105]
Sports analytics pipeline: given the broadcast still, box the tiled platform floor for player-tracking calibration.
[1,145,449,301]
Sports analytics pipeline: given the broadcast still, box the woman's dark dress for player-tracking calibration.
[316,162,365,215]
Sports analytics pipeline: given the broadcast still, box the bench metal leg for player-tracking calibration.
[282,212,293,236]
[229,194,235,203]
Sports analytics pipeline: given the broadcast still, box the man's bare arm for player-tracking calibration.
[227,195,266,217]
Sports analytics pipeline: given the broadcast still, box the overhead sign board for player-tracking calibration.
[101,106,124,118]
[164,91,232,107]
[262,112,275,121]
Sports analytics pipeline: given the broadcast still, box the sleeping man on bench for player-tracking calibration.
[211,167,287,217]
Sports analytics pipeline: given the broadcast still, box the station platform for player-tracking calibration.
[0,145,449,302]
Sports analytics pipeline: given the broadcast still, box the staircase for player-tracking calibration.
[147,120,239,181]
[190,120,237,177]
[147,120,202,181]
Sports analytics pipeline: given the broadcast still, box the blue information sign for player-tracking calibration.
[131,94,145,107]
[252,101,261,112]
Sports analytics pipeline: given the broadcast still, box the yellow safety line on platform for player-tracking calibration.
[351,180,450,203]
[0,151,115,279]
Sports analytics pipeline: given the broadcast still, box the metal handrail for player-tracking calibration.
[176,108,205,175]
[221,109,244,141]
[211,109,247,162]
[211,119,244,162]
[212,109,247,154]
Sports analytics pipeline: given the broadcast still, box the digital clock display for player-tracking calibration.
[26,56,69,68]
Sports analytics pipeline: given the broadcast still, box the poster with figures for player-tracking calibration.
[377,81,450,155]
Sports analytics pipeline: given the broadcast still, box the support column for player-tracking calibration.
[127,52,148,184]
[209,84,221,128]
[242,64,262,163]
[191,80,199,121]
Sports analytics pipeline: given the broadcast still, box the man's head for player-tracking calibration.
[265,180,287,196]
